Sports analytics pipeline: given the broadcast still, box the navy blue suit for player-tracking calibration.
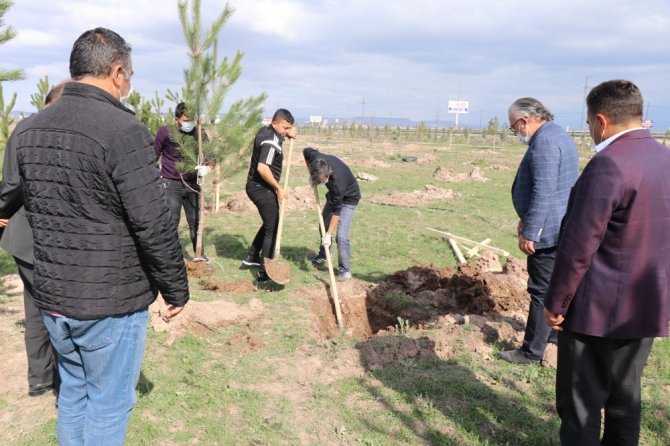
[511,121,579,360]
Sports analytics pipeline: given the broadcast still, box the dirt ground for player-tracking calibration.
[0,252,557,442]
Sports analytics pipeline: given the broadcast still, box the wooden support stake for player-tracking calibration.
[426,228,509,257]
[466,238,491,258]
[448,238,467,264]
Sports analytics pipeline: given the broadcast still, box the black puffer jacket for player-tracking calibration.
[2,83,189,319]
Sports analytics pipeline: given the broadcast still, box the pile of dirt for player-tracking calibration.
[433,166,488,183]
[149,297,265,346]
[356,172,378,182]
[366,255,528,333]
[489,164,511,172]
[368,185,456,206]
[223,185,318,213]
[416,154,438,164]
[224,193,255,212]
[303,253,554,368]
[355,157,390,168]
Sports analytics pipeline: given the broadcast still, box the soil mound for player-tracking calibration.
[433,166,488,183]
[368,185,456,207]
[149,297,265,346]
[224,185,317,213]
[356,157,390,168]
[366,256,528,333]
[356,172,378,182]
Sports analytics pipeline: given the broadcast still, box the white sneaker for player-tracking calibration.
[336,271,352,281]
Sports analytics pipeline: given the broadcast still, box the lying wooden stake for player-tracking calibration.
[466,238,491,258]
[448,238,466,264]
[426,228,509,257]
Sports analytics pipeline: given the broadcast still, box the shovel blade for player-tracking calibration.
[265,257,291,285]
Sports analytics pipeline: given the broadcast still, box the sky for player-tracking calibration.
[3,0,670,130]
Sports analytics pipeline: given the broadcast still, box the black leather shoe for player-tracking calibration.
[28,384,54,397]
[497,349,541,364]
[256,270,271,284]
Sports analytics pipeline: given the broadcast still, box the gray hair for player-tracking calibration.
[308,158,332,186]
[508,97,554,121]
[69,27,132,80]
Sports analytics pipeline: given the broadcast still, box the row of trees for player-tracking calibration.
[0,0,267,260]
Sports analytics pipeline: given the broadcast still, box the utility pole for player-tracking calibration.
[361,97,365,125]
[579,75,590,131]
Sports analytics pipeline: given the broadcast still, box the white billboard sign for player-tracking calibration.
[447,100,469,114]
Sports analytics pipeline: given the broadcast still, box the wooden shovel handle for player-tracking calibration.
[273,138,294,258]
[313,186,344,331]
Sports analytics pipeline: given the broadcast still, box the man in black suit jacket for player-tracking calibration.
[0,82,65,398]
[544,80,670,445]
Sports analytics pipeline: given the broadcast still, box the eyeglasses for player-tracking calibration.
[508,117,525,134]
[121,67,133,80]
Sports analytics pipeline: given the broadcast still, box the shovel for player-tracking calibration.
[264,139,294,285]
[313,186,344,331]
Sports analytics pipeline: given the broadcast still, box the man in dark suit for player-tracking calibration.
[544,79,670,445]
[0,82,66,398]
[499,98,579,364]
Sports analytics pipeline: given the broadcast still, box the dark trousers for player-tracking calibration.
[246,182,278,267]
[163,178,201,254]
[556,331,653,446]
[15,257,57,390]
[521,247,558,360]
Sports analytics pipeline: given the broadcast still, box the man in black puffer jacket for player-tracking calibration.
[0,27,189,445]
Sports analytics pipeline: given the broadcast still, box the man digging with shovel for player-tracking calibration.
[242,109,296,284]
[304,147,361,281]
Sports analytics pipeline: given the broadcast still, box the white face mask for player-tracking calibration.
[589,118,607,152]
[517,131,530,144]
[120,85,133,105]
[179,121,195,133]
[119,66,133,104]
[515,121,530,144]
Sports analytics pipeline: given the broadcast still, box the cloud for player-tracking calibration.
[3,0,670,128]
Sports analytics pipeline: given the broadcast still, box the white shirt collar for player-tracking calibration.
[593,127,645,152]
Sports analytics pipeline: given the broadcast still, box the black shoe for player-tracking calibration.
[310,256,326,267]
[257,270,271,284]
[497,349,541,365]
[28,384,54,397]
[242,254,262,267]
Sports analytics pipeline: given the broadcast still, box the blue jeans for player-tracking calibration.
[318,203,357,272]
[42,309,149,446]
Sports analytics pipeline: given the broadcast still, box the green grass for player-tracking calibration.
[3,134,669,445]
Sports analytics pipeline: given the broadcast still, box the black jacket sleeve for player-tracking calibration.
[108,123,189,307]
[0,122,28,219]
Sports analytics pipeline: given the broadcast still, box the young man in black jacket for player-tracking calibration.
[243,109,296,283]
[304,147,361,281]
[154,102,210,261]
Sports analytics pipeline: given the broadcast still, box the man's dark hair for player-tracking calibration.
[45,81,67,106]
[586,80,643,124]
[308,157,332,186]
[272,108,294,124]
[175,102,188,119]
[69,27,131,80]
